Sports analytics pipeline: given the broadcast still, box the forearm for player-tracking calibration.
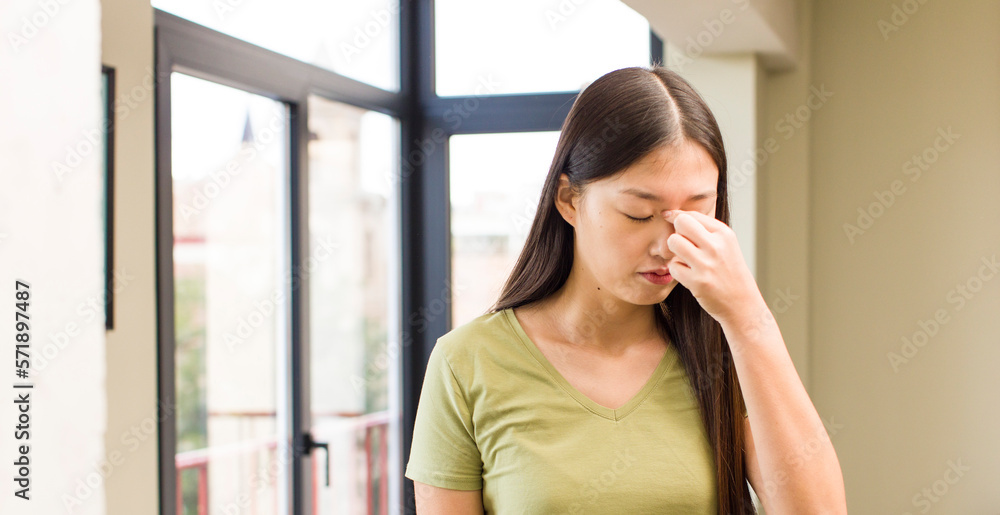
[721,299,847,514]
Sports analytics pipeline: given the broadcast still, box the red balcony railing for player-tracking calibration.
[175,411,390,515]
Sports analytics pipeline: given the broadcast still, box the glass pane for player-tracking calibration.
[449,131,561,328]
[435,0,649,96]
[307,95,401,514]
[153,0,399,92]
[171,73,290,515]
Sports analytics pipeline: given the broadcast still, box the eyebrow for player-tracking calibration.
[619,187,717,202]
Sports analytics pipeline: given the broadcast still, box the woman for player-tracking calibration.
[404,65,847,514]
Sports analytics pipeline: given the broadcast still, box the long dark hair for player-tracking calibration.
[488,65,755,514]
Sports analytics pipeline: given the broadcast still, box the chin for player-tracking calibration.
[642,286,678,306]
[658,282,680,301]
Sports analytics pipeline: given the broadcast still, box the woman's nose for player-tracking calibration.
[652,213,675,257]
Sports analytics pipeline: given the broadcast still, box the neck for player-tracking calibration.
[533,269,661,354]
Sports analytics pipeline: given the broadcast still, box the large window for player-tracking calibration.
[306,95,401,513]
[156,2,660,514]
[153,0,399,91]
[171,73,291,514]
[435,0,650,96]
[449,131,560,328]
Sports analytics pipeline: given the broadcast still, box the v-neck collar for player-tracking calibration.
[503,307,678,422]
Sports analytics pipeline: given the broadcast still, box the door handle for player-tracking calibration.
[302,432,331,487]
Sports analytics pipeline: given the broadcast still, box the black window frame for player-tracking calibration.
[154,3,663,514]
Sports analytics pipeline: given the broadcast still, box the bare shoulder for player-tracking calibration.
[413,481,484,515]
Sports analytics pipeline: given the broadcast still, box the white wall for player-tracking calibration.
[0,0,106,513]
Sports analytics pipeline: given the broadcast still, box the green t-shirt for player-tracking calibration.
[405,307,718,514]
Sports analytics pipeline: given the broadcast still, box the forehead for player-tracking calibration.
[604,142,719,200]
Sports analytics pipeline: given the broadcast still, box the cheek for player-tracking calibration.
[585,212,645,264]
[602,230,646,265]
[588,222,630,256]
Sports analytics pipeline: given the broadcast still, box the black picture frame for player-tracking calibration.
[101,65,116,330]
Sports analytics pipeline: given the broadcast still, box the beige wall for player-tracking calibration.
[101,0,159,514]
[673,53,763,282]
[763,0,1000,512]
[760,0,814,404]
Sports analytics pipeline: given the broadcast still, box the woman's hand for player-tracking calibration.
[662,209,766,328]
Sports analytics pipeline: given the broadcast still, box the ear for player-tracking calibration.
[554,173,581,227]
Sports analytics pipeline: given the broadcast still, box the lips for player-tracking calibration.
[640,271,673,285]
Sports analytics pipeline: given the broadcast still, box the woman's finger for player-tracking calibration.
[664,209,727,233]
[664,210,714,249]
[666,232,703,268]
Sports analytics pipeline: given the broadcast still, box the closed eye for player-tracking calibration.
[625,214,653,223]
